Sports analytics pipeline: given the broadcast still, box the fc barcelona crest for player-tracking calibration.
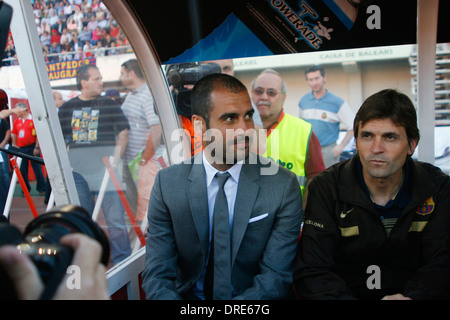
[416,197,435,215]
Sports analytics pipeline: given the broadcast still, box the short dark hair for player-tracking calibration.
[121,59,144,79]
[354,89,420,144]
[305,65,325,78]
[76,64,98,90]
[15,102,28,109]
[191,73,247,127]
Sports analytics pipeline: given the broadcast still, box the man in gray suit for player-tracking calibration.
[142,73,303,300]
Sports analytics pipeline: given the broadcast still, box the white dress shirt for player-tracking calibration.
[202,151,243,238]
[193,151,243,299]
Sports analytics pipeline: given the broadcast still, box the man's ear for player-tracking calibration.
[192,115,207,136]
[408,139,418,156]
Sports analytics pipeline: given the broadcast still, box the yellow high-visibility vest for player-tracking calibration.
[264,112,312,194]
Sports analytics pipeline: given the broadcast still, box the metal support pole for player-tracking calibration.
[417,0,439,164]
[5,0,79,205]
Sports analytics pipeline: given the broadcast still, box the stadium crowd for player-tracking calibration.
[3,0,131,65]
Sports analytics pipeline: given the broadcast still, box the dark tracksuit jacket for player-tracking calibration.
[294,156,450,300]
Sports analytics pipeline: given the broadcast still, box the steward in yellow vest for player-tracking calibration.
[264,111,322,195]
[250,68,325,201]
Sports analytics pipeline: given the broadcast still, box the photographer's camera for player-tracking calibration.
[0,205,110,300]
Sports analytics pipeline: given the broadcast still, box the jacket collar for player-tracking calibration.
[339,155,438,211]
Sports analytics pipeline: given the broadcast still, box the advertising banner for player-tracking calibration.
[128,0,449,64]
[46,57,96,81]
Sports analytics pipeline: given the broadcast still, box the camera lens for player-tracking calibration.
[1,205,110,300]
[23,205,110,299]
[24,204,110,265]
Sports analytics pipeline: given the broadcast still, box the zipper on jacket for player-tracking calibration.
[379,216,390,240]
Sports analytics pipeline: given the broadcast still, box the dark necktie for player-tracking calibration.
[204,172,231,300]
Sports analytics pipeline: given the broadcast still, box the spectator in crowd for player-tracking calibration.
[35,18,42,35]
[67,17,81,34]
[102,33,113,50]
[61,38,72,52]
[250,69,325,199]
[97,11,108,29]
[33,0,43,16]
[108,42,118,56]
[49,41,61,61]
[115,38,126,54]
[10,103,47,196]
[119,58,162,224]
[82,5,96,21]
[0,109,19,213]
[0,115,11,188]
[53,90,65,111]
[72,6,84,33]
[55,1,64,17]
[54,18,66,35]
[60,49,72,62]
[3,43,16,66]
[91,0,102,13]
[60,28,72,45]
[71,35,81,52]
[4,0,130,66]
[87,15,98,33]
[42,46,50,63]
[91,26,102,46]
[50,29,61,45]
[48,10,59,27]
[73,46,83,60]
[40,11,50,29]
[298,65,355,168]
[83,42,94,60]
[63,0,73,19]
[40,30,51,48]
[94,41,106,57]
[58,64,131,264]
[40,20,51,36]
[109,21,120,39]
[78,26,92,44]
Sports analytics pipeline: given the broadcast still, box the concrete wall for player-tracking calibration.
[236,57,413,119]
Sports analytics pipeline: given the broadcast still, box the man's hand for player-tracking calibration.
[381,293,412,300]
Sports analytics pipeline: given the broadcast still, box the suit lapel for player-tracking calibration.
[186,154,262,266]
[187,157,209,261]
[231,161,259,265]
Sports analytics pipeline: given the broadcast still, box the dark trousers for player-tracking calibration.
[0,164,8,215]
[18,143,46,193]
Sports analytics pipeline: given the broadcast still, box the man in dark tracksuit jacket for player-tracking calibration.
[294,89,450,300]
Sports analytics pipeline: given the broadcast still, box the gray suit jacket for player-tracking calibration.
[142,153,303,299]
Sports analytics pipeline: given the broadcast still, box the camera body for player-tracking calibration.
[166,62,221,117]
[0,205,110,300]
